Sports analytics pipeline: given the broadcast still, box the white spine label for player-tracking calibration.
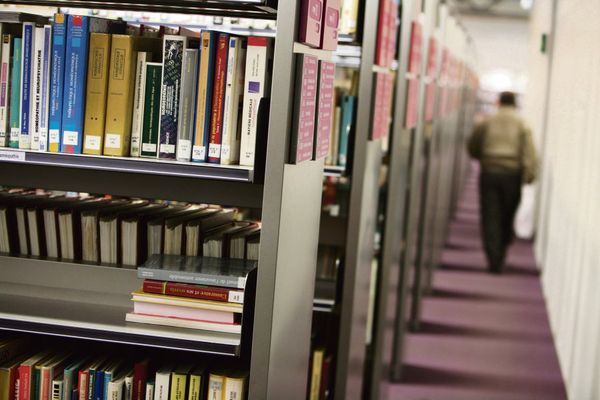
[63,130,79,146]
[208,143,221,159]
[192,145,205,161]
[105,133,121,149]
[177,139,191,160]
[85,135,101,151]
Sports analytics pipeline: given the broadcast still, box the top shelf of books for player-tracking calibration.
[5,0,278,18]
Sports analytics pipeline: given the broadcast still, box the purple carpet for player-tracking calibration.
[385,171,567,400]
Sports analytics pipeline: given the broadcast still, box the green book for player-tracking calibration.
[33,365,42,400]
[9,36,21,148]
[140,62,162,158]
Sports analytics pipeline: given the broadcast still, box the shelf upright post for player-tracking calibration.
[248,0,326,398]
[332,0,382,397]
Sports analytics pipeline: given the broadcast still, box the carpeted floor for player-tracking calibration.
[387,173,567,399]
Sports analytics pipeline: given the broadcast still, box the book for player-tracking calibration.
[207,374,224,400]
[40,354,71,400]
[130,52,149,157]
[48,13,66,152]
[137,254,256,289]
[132,359,149,400]
[338,95,355,167]
[192,30,217,163]
[321,0,340,51]
[290,54,318,163]
[120,203,170,266]
[184,210,236,257]
[202,221,255,258]
[0,33,13,146]
[82,33,112,155]
[140,62,162,158]
[152,366,172,400]
[187,368,203,400]
[8,36,21,148]
[340,0,358,35]
[0,12,49,24]
[18,22,34,150]
[146,205,207,258]
[299,0,323,48]
[18,351,51,400]
[314,61,335,160]
[169,365,192,400]
[38,25,52,152]
[308,349,324,400]
[158,35,188,159]
[239,37,273,167]
[207,33,229,163]
[0,354,29,400]
[132,298,238,324]
[124,371,133,400]
[144,383,154,400]
[223,373,247,400]
[220,37,246,165]
[319,356,332,400]
[63,358,89,400]
[142,280,244,304]
[175,49,199,162]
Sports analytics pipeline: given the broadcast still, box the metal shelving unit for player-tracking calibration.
[0,0,327,398]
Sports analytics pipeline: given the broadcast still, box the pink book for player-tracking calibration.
[314,61,335,159]
[408,21,423,74]
[320,0,340,51]
[133,301,236,324]
[405,79,419,129]
[291,54,318,163]
[372,73,385,139]
[299,0,323,47]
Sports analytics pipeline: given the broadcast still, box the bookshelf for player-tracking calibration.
[0,1,328,399]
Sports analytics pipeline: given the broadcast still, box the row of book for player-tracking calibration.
[0,12,273,166]
[0,188,260,266]
[128,254,255,333]
[0,337,248,400]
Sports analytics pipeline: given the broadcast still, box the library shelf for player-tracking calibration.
[5,0,278,18]
[0,149,263,208]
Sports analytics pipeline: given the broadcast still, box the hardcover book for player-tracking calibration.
[8,37,21,148]
[290,54,318,164]
[220,37,246,165]
[137,254,257,289]
[207,33,229,164]
[38,25,52,152]
[320,0,340,51]
[298,0,323,48]
[48,13,67,153]
[192,30,217,163]
[130,51,148,157]
[29,26,46,151]
[18,22,33,150]
[239,36,273,167]
[314,61,335,160]
[0,33,12,146]
[337,95,355,166]
[82,33,112,155]
[175,49,199,162]
[140,62,162,158]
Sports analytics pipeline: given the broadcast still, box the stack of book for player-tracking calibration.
[127,254,256,334]
[0,337,248,400]
[0,188,261,266]
[0,12,274,166]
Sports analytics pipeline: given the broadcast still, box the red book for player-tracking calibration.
[142,280,244,304]
[17,365,33,400]
[208,33,229,164]
[77,370,89,400]
[132,359,149,400]
[299,0,323,47]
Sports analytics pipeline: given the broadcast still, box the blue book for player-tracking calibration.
[94,369,104,400]
[18,22,34,150]
[9,37,22,148]
[48,13,67,152]
[338,95,355,167]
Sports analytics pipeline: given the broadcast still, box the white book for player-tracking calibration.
[51,380,64,400]
[153,366,173,400]
[175,48,198,162]
[124,373,133,400]
[29,26,44,150]
[130,51,148,157]
[145,383,154,400]
[108,378,125,400]
[207,374,224,400]
[38,24,52,152]
[224,376,246,400]
[220,37,246,165]
[126,312,242,334]
[0,31,11,146]
[239,37,273,167]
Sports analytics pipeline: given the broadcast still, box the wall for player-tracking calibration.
[530,0,600,398]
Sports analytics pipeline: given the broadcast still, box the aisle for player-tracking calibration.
[387,171,567,400]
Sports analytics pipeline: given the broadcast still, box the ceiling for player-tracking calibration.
[452,0,532,18]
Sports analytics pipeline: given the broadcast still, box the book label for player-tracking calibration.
[105,133,121,149]
[142,143,156,153]
[177,139,191,160]
[208,143,221,159]
[49,129,60,146]
[84,135,101,151]
[314,61,335,159]
[0,149,25,161]
[63,130,79,146]
[160,143,175,154]
[192,146,205,162]
[294,55,318,163]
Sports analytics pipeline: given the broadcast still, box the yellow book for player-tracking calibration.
[83,33,112,155]
[169,369,188,400]
[103,34,137,156]
[192,31,213,161]
[223,373,247,400]
[187,368,204,400]
[207,373,225,400]
[0,368,9,400]
[309,349,324,400]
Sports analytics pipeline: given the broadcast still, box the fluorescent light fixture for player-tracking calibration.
[520,0,533,10]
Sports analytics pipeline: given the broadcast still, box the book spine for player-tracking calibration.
[239,37,272,167]
[158,35,185,159]
[191,31,216,163]
[103,372,111,399]
[187,376,200,400]
[82,33,111,155]
[220,37,239,165]
[104,34,136,156]
[138,269,245,289]
[130,51,148,157]
[140,62,162,158]
[51,382,63,400]
[168,374,184,400]
[309,350,324,400]
[93,371,103,400]
[298,0,323,48]
[144,384,153,400]
[17,366,30,400]
[32,369,41,400]
[321,0,341,51]
[206,375,223,400]
[132,362,147,400]
[175,49,198,162]
[9,37,21,148]
[123,377,132,400]
[40,369,50,400]
[106,383,121,400]
[338,95,354,167]
[0,33,11,146]
[19,22,34,150]
[290,54,318,163]
[61,15,90,154]
[142,279,244,303]
[153,374,169,400]
[49,13,67,152]
[38,25,52,152]
[223,378,245,400]
[313,60,335,160]
[87,369,94,400]
[30,27,44,151]
[207,33,229,164]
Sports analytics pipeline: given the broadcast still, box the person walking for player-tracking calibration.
[467,91,537,274]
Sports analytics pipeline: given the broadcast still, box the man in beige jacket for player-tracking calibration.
[467,92,537,274]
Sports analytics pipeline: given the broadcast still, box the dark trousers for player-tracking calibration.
[479,171,522,272]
